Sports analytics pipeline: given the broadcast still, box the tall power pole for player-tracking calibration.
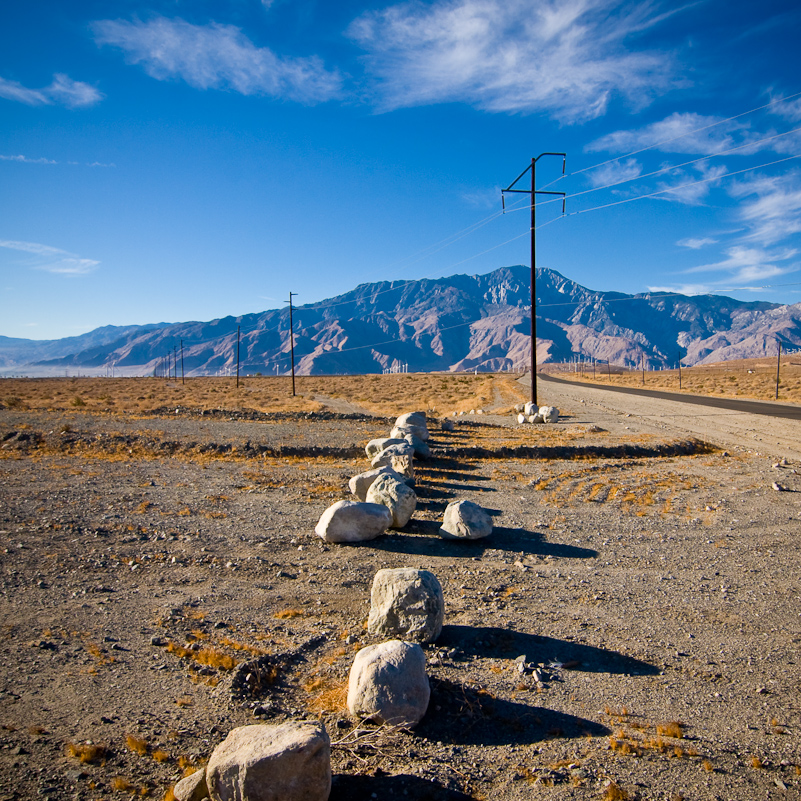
[288,292,297,397]
[502,153,566,406]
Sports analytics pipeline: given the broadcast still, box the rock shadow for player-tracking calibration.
[373,524,596,560]
[438,625,659,676]
[416,482,494,495]
[331,773,473,801]
[417,677,609,746]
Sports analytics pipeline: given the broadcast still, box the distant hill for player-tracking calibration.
[1,266,798,376]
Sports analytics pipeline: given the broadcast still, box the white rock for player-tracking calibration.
[395,412,429,441]
[540,405,559,423]
[390,454,414,482]
[173,769,208,801]
[403,433,431,460]
[347,640,430,727]
[368,568,444,643]
[314,500,392,543]
[206,722,331,801]
[366,474,417,528]
[365,438,405,459]
[348,466,408,501]
[439,500,493,540]
[370,442,414,469]
[524,401,537,416]
[517,413,526,425]
[527,414,543,424]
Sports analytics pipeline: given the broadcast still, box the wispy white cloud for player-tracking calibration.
[462,187,501,208]
[0,154,57,165]
[677,236,718,249]
[685,244,797,281]
[587,112,745,155]
[38,257,100,276]
[586,158,642,188]
[0,240,68,257]
[0,74,103,108]
[347,0,678,121]
[656,161,727,206]
[728,171,801,245]
[0,239,100,276]
[92,16,342,103]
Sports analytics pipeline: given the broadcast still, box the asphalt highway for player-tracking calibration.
[538,373,801,421]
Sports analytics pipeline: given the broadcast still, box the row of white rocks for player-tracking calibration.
[172,415,481,801]
[315,411,493,542]
[174,567,444,801]
[515,400,559,425]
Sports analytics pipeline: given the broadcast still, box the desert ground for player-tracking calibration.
[1,372,799,801]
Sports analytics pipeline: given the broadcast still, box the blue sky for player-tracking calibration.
[1,0,800,340]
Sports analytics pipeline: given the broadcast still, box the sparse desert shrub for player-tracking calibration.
[126,734,148,756]
[66,742,105,763]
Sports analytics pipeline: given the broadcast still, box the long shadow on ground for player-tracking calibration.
[438,625,659,676]
[331,773,473,801]
[416,677,610,746]
[372,523,596,559]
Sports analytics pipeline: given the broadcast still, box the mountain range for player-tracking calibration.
[3,266,800,377]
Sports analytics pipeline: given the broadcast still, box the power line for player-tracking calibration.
[570,89,801,179]
[569,153,801,216]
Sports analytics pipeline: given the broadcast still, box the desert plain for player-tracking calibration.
[0,371,799,801]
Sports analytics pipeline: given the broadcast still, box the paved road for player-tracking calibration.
[538,373,801,421]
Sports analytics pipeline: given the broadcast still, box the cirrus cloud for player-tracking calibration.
[92,16,342,104]
[347,0,680,121]
[0,74,103,108]
[0,239,99,276]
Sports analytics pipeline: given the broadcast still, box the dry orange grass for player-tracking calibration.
[0,373,527,418]
[548,356,801,403]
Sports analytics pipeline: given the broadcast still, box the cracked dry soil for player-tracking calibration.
[0,395,799,801]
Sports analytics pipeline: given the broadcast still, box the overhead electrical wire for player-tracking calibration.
[169,91,801,372]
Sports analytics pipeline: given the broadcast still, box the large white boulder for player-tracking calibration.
[523,401,538,416]
[206,722,331,801]
[391,454,414,482]
[439,499,493,540]
[347,640,430,727]
[402,433,431,460]
[365,437,406,459]
[370,442,414,469]
[315,500,392,543]
[368,568,444,644]
[173,770,208,801]
[540,405,559,423]
[394,412,429,442]
[348,465,407,501]
[366,474,417,528]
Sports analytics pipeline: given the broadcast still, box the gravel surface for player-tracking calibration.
[1,387,800,801]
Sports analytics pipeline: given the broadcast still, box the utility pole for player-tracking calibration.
[180,339,185,385]
[678,354,682,390]
[288,292,297,397]
[776,338,782,400]
[502,153,566,406]
[236,326,241,389]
